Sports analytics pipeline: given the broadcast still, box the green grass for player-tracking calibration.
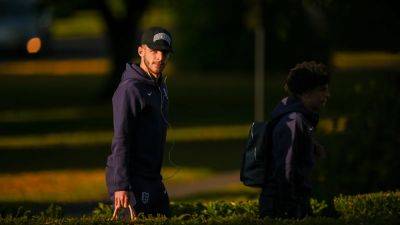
[0,70,397,213]
[0,167,212,203]
[51,11,105,39]
[0,124,250,149]
[1,191,400,224]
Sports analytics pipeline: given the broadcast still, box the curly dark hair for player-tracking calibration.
[284,61,330,96]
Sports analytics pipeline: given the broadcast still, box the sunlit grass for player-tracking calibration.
[139,7,176,28]
[176,182,258,202]
[51,11,105,39]
[51,7,176,39]
[0,169,106,202]
[333,51,400,71]
[0,58,110,76]
[0,52,398,76]
[0,125,247,149]
[0,119,346,149]
[318,116,348,134]
[0,167,212,203]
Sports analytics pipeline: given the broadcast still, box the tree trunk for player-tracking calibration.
[96,0,149,98]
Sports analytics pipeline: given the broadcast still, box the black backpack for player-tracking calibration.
[240,118,281,187]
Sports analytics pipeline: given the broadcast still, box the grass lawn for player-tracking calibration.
[0,70,395,214]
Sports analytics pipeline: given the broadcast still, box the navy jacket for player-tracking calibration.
[106,63,169,195]
[265,96,319,197]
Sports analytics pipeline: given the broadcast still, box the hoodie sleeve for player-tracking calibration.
[272,114,303,196]
[106,83,142,194]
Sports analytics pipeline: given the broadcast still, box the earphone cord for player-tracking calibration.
[163,137,181,180]
[160,75,181,181]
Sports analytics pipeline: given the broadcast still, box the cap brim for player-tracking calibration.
[147,42,173,53]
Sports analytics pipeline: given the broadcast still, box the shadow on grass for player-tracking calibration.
[0,119,112,136]
[0,201,103,217]
[0,139,246,174]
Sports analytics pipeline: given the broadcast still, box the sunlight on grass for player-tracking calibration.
[0,167,212,203]
[333,51,400,71]
[0,169,106,202]
[162,167,212,184]
[0,58,110,76]
[0,125,247,149]
[318,116,348,134]
[176,182,258,202]
[51,7,177,39]
[139,8,175,28]
[0,58,176,76]
[0,119,347,149]
[51,11,105,39]
[0,52,398,76]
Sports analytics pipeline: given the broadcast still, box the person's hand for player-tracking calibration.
[114,191,129,209]
[112,191,137,221]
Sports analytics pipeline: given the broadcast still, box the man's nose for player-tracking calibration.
[155,51,167,61]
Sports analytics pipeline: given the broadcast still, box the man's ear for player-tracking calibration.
[138,45,144,57]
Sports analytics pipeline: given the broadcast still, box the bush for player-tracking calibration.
[334,191,400,220]
[171,201,258,218]
[92,199,326,219]
[2,215,397,225]
[0,214,346,225]
[314,74,400,197]
[3,192,400,224]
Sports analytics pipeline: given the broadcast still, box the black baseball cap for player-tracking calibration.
[141,27,173,52]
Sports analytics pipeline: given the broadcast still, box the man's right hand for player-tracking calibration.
[114,190,129,209]
[112,191,137,221]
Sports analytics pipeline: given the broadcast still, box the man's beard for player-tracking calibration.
[144,58,163,77]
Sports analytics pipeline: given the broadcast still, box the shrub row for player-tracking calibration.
[1,191,399,224]
[334,191,400,220]
[2,214,400,225]
[92,199,327,219]
[93,199,328,218]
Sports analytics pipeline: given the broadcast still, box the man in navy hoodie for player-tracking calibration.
[105,27,173,218]
[259,61,330,219]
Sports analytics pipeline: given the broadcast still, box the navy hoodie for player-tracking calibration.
[105,63,169,195]
[265,96,319,197]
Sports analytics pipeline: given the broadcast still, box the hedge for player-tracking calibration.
[92,199,327,219]
[334,191,400,220]
[2,214,399,225]
[1,191,399,225]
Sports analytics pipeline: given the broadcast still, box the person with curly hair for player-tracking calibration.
[259,61,330,219]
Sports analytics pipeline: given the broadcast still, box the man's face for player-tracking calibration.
[302,84,330,112]
[138,45,170,77]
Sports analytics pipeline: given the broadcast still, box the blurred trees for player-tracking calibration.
[48,0,149,97]
[46,0,399,92]
[171,0,399,70]
[45,0,400,197]
[261,0,331,69]
[169,0,253,72]
[314,73,400,199]
[323,0,400,51]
